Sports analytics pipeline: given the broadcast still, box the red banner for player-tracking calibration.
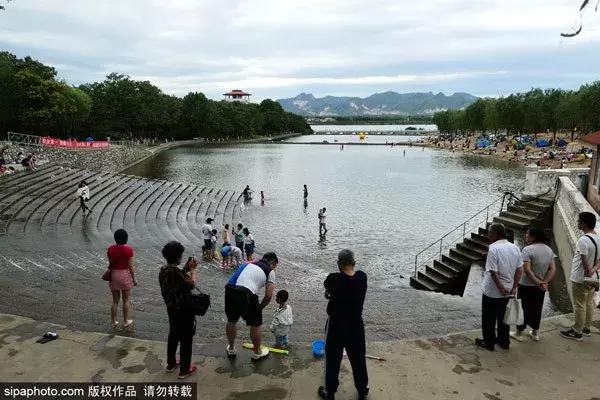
[40,137,110,149]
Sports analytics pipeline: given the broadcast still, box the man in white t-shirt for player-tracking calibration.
[475,223,522,351]
[561,212,600,341]
[201,218,213,259]
[224,252,279,361]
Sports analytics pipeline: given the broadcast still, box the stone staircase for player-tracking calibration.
[0,165,243,244]
[410,196,554,296]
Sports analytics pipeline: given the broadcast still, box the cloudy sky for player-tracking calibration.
[1,0,599,100]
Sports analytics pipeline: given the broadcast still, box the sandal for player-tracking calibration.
[111,321,119,329]
[123,320,134,328]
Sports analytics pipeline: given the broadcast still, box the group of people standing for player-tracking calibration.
[476,213,599,351]
[200,218,255,266]
[103,223,368,398]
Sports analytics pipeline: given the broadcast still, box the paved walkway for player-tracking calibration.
[1,312,599,399]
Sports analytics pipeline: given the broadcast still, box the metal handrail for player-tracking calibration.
[412,178,545,278]
[413,192,510,278]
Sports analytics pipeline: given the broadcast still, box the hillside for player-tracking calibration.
[277,91,478,116]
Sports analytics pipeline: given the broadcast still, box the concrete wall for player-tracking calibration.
[553,176,600,300]
[523,165,589,198]
[586,146,600,211]
[2,144,152,172]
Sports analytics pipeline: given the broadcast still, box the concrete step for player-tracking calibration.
[441,254,470,270]
[470,232,490,243]
[42,173,119,233]
[418,270,448,286]
[427,264,455,280]
[478,227,489,237]
[464,237,489,251]
[514,200,551,213]
[456,242,486,259]
[449,247,479,263]
[6,169,95,235]
[500,210,538,224]
[507,204,542,216]
[433,259,460,275]
[409,276,438,291]
[493,215,529,231]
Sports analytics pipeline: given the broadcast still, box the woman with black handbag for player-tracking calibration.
[158,241,199,379]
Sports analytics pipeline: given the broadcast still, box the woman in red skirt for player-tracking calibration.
[107,229,137,329]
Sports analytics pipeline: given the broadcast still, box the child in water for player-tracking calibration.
[220,244,231,269]
[270,290,293,349]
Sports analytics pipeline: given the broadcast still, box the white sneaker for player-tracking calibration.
[509,331,523,342]
[251,346,270,361]
[226,345,236,358]
[529,330,540,341]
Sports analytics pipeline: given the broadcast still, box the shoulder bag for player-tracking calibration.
[181,286,211,316]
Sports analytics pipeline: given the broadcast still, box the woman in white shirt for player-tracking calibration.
[243,227,255,262]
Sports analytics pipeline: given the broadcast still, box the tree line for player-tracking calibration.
[432,83,600,140]
[0,52,312,140]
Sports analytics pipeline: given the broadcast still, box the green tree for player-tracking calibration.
[483,99,500,133]
[465,99,486,133]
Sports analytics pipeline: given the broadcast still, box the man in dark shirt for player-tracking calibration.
[318,249,369,400]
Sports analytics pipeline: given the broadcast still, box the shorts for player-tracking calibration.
[203,239,212,250]
[225,285,262,327]
[236,242,244,252]
[275,335,289,347]
[244,244,255,255]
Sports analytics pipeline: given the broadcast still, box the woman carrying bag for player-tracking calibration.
[105,229,137,330]
[158,241,200,379]
[510,227,556,342]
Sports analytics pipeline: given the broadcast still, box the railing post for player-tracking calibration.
[439,238,443,257]
[486,206,489,223]
[414,256,418,278]
[462,222,466,238]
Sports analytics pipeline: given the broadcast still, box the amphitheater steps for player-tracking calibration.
[0,168,86,235]
[170,185,203,245]
[6,169,97,236]
[41,172,116,234]
[112,179,160,234]
[122,180,168,236]
[22,170,104,237]
[144,182,185,245]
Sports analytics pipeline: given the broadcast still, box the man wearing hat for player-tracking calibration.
[202,217,214,259]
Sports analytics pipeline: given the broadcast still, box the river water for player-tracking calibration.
[285,134,424,144]
[128,144,523,282]
[126,143,573,340]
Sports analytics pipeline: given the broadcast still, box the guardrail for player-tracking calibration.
[412,181,549,278]
[7,132,137,148]
[413,194,509,278]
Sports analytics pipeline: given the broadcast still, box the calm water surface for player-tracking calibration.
[310,124,437,132]
[285,134,424,144]
[128,144,524,283]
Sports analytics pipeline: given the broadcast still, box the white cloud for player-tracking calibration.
[0,0,598,98]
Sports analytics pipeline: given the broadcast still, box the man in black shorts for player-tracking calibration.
[224,252,278,361]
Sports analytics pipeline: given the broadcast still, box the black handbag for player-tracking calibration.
[182,286,211,316]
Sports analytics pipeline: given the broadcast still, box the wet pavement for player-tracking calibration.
[1,312,599,399]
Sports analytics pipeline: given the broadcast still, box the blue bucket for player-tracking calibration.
[312,340,325,357]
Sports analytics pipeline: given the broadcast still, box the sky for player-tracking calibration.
[1,0,599,100]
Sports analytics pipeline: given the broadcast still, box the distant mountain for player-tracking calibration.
[276,91,478,116]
